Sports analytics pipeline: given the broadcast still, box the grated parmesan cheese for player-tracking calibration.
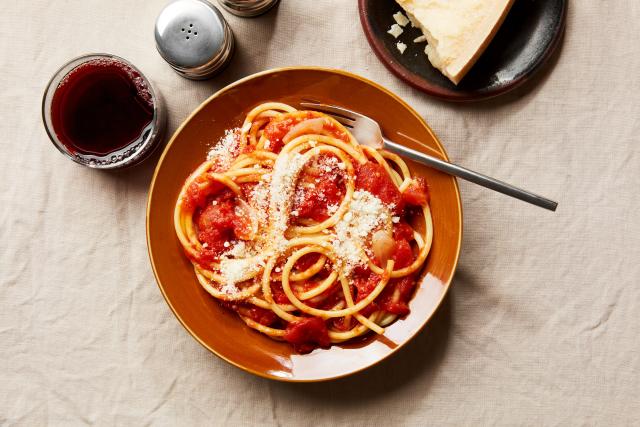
[268,152,308,251]
[331,190,391,276]
[226,241,246,257]
[207,128,241,171]
[397,42,407,54]
[249,179,270,227]
[219,257,261,291]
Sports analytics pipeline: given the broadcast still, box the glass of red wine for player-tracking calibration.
[42,53,166,169]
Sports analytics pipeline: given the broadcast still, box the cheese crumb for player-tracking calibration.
[397,42,407,54]
[387,23,403,39]
[392,216,400,223]
[393,11,410,27]
[413,35,427,43]
[223,241,230,248]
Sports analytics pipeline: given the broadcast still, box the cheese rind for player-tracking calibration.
[396,0,514,85]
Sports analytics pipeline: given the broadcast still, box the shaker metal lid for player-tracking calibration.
[155,0,230,73]
[217,0,280,17]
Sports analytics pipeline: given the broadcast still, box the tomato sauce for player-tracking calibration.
[188,188,251,266]
[379,276,416,315]
[284,317,331,354]
[184,175,225,211]
[355,162,404,214]
[262,112,316,153]
[293,155,345,221]
[270,281,290,305]
[402,177,429,206]
[295,253,321,271]
[237,305,278,327]
[353,271,380,317]
[393,221,414,241]
[262,112,350,154]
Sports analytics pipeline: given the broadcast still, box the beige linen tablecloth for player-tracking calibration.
[2,0,639,425]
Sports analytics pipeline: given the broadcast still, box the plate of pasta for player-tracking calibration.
[147,67,462,381]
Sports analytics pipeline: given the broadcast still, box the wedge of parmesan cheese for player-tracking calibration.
[396,0,514,85]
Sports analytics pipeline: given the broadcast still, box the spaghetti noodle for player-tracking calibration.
[174,102,433,353]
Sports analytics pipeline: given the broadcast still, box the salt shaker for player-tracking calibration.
[155,0,234,79]
[217,0,280,17]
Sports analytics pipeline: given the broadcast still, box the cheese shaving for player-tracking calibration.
[387,23,404,38]
[393,11,410,27]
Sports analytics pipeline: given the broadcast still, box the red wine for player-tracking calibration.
[50,58,154,157]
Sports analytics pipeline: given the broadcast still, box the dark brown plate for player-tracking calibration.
[359,0,567,101]
[146,67,462,382]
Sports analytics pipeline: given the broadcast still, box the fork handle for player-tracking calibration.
[383,139,558,212]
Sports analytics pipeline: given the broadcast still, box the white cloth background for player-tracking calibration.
[2,0,639,425]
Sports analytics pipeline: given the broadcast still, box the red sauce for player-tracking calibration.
[262,112,315,153]
[379,276,416,315]
[391,239,414,269]
[270,282,290,305]
[184,176,225,211]
[50,58,153,156]
[237,305,278,326]
[262,112,350,153]
[192,190,250,264]
[284,317,331,354]
[393,222,414,241]
[355,162,404,214]
[295,253,321,271]
[403,178,430,206]
[353,271,380,317]
[293,155,345,221]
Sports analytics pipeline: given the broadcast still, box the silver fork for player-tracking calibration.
[301,102,558,212]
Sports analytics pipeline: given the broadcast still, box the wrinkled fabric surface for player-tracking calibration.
[2,0,640,425]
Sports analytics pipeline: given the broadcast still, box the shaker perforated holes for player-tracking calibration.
[183,23,198,40]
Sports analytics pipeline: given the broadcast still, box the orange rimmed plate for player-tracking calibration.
[146,67,462,382]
